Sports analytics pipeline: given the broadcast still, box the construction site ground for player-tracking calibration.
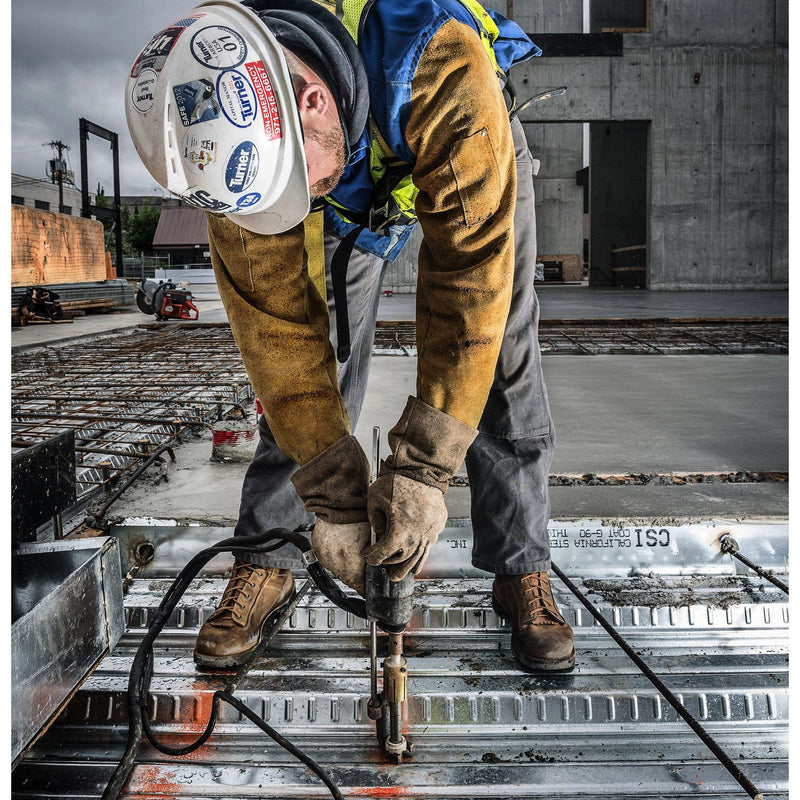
[11,285,790,800]
[12,286,788,523]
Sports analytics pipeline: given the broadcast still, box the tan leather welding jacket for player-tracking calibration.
[207,0,541,465]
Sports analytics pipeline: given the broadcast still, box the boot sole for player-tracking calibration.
[194,589,296,670]
[492,594,576,673]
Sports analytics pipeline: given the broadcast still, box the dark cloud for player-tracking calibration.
[12,0,196,196]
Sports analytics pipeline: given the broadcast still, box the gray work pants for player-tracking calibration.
[233,118,554,575]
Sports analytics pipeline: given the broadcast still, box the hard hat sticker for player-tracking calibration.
[225,142,260,193]
[183,132,218,173]
[131,69,158,113]
[183,189,237,212]
[216,70,258,128]
[245,61,282,141]
[237,192,261,208]
[191,26,247,69]
[131,15,203,78]
[173,79,221,127]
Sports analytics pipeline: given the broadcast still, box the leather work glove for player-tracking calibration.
[291,435,371,595]
[365,397,478,581]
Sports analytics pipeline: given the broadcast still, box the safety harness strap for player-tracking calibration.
[330,226,364,362]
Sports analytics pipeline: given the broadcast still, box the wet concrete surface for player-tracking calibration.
[109,352,788,524]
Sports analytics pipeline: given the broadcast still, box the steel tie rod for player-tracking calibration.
[719,533,789,594]
[551,562,765,800]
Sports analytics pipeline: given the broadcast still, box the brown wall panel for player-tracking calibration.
[11,206,107,287]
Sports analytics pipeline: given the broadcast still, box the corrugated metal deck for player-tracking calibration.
[12,520,789,800]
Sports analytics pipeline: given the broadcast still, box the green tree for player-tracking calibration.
[95,183,117,251]
[124,201,161,256]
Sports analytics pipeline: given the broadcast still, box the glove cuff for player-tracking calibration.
[291,435,369,524]
[382,396,478,492]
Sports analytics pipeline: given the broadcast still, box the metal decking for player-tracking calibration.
[12,521,789,799]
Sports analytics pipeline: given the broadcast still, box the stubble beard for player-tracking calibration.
[307,126,347,200]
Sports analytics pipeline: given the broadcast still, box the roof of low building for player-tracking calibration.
[152,206,209,248]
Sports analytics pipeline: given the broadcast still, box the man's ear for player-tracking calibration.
[297,82,331,119]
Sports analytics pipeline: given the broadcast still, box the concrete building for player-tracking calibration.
[389,0,788,290]
[11,173,88,217]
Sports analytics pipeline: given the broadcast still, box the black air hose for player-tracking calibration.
[102,527,368,800]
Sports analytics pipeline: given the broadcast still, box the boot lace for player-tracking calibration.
[520,572,565,625]
[210,561,263,622]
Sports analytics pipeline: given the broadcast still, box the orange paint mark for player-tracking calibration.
[131,765,181,798]
[348,787,408,797]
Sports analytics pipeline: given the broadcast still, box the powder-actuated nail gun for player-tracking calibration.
[366,566,414,761]
[365,427,414,761]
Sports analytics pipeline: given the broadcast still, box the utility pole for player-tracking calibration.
[46,140,70,214]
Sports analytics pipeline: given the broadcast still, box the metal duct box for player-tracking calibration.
[11,537,125,765]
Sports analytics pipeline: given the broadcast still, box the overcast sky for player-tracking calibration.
[12,1,199,198]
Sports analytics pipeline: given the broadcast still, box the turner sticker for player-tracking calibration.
[245,61,281,140]
[173,79,220,127]
[131,69,158,113]
[131,15,202,78]
[225,142,260,193]
[191,26,247,69]
[183,133,218,173]
[216,69,258,128]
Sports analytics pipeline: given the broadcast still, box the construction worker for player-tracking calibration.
[126,0,574,673]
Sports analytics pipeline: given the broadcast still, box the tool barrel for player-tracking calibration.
[365,565,414,632]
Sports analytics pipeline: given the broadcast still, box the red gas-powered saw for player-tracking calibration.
[136,279,199,321]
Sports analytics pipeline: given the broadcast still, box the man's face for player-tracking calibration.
[296,81,346,199]
[305,125,346,199]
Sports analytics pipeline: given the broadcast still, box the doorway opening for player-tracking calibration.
[588,121,650,288]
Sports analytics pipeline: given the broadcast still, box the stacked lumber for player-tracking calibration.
[12,206,107,287]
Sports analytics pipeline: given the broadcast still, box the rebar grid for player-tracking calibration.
[373,320,788,355]
[11,326,253,501]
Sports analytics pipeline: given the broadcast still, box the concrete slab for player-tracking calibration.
[376,288,789,322]
[13,289,785,353]
[109,353,788,525]
[10,300,227,352]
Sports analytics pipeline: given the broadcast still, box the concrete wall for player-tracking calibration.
[525,122,584,260]
[513,0,788,289]
[386,0,787,291]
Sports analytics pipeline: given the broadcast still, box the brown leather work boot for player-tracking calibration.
[194,561,294,668]
[492,572,575,671]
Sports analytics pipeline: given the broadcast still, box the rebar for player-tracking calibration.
[551,562,764,800]
[373,319,788,356]
[11,326,253,506]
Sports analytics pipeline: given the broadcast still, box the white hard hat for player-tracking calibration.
[125,0,309,234]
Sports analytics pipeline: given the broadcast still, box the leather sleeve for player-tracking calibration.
[406,19,516,428]
[206,213,349,465]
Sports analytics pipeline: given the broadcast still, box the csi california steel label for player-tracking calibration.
[131,15,202,78]
[225,142,260,193]
[131,69,158,113]
[190,26,247,69]
[173,79,221,127]
[216,69,258,128]
[245,61,281,141]
[182,132,219,173]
